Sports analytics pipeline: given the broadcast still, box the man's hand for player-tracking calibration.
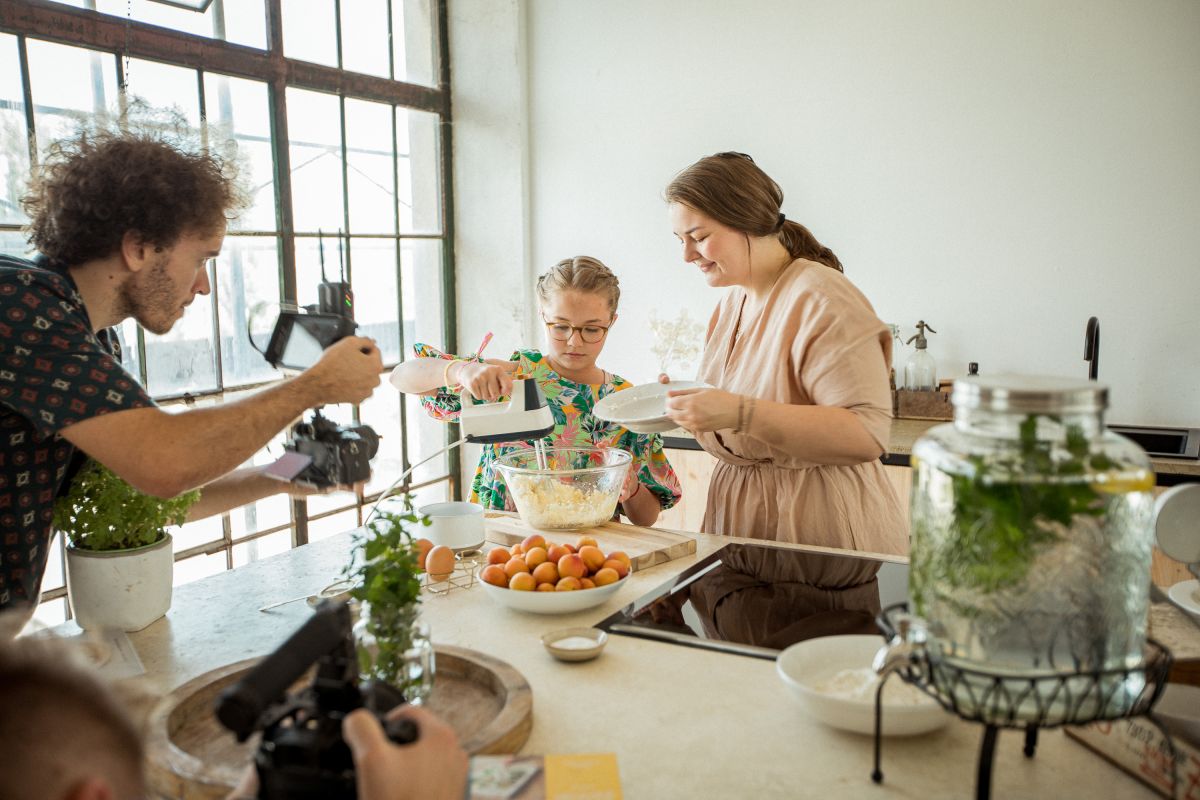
[457,360,518,402]
[224,705,468,800]
[345,705,469,800]
[305,336,383,405]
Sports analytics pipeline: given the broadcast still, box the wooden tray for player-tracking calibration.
[484,511,696,573]
[145,644,532,800]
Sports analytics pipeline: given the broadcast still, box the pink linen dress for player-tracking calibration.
[694,258,908,556]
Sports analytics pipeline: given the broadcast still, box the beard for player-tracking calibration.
[118,255,182,335]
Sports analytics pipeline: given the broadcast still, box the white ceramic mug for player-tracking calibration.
[418,501,485,550]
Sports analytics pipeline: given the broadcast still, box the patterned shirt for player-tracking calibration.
[415,344,682,513]
[0,254,154,610]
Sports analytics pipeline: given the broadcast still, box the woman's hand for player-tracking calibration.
[664,387,741,433]
[456,360,518,402]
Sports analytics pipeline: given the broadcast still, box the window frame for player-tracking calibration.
[0,0,460,618]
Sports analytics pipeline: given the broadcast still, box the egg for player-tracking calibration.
[415,538,434,570]
[425,545,455,582]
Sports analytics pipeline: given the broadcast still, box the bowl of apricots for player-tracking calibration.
[478,533,633,614]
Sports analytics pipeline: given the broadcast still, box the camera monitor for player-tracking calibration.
[264,311,357,370]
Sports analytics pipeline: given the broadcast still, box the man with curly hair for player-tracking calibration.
[0,128,383,617]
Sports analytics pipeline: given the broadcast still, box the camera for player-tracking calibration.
[251,232,382,490]
[215,600,418,800]
[288,411,380,489]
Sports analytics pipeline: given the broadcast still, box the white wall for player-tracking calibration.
[452,0,1200,427]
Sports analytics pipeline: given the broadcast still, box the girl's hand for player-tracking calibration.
[664,387,741,433]
[456,360,518,402]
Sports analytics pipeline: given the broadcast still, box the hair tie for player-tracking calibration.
[776,213,786,230]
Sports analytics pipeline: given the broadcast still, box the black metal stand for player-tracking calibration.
[871,603,1177,800]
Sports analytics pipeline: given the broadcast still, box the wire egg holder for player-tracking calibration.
[421,548,482,595]
[872,603,1177,800]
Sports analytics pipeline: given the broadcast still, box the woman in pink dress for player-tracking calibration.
[662,152,907,556]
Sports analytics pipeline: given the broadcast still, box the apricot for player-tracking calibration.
[416,538,434,570]
[607,551,632,570]
[504,557,530,578]
[481,564,508,588]
[522,533,547,551]
[486,547,510,566]
[578,545,606,573]
[536,582,556,592]
[509,542,525,556]
[562,543,577,554]
[602,559,630,579]
[580,577,596,590]
[557,553,586,580]
[593,567,620,587]
[426,545,455,581]
[531,561,559,585]
[509,572,536,591]
[524,546,548,569]
[546,544,570,563]
[576,536,598,549]
[555,576,582,591]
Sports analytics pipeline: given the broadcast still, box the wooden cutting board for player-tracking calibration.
[483,511,696,573]
[145,645,532,799]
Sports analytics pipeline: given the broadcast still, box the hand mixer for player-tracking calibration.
[364,376,554,523]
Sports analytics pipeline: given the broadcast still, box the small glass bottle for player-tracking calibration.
[907,375,1155,714]
[903,321,937,390]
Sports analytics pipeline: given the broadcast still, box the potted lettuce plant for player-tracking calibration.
[53,459,198,631]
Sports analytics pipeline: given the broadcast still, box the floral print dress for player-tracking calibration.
[414,344,682,514]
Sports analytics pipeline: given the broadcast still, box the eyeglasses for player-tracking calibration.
[542,317,611,344]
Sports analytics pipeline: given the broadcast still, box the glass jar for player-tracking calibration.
[354,605,436,705]
[909,375,1155,682]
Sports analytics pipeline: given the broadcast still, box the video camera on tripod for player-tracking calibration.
[215,600,418,800]
[250,231,380,489]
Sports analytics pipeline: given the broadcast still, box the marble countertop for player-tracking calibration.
[62,529,1161,799]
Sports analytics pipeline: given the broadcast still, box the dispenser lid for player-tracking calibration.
[951,374,1108,415]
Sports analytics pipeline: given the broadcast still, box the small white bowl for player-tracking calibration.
[418,501,486,551]
[478,572,629,615]
[592,381,712,434]
[541,627,608,662]
[776,634,948,737]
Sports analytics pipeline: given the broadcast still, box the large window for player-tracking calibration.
[0,0,456,626]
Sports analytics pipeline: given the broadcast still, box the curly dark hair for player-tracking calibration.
[22,125,244,267]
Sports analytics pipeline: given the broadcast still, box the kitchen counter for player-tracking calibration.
[662,419,1200,484]
[63,528,1162,799]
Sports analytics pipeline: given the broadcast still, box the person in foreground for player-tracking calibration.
[0,628,469,800]
[0,118,382,618]
[662,152,907,556]
[391,255,681,526]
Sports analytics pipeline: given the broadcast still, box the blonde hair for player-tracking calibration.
[665,152,843,272]
[535,255,621,316]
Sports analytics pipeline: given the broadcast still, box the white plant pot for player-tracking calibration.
[66,534,174,632]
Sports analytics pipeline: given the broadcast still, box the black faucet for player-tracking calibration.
[1084,317,1100,381]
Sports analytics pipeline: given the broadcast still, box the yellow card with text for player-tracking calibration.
[543,753,622,800]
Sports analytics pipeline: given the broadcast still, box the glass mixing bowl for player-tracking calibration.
[495,447,632,530]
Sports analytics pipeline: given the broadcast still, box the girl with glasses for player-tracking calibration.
[662,153,907,557]
[390,256,681,527]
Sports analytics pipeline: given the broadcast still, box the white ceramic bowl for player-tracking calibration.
[418,501,486,551]
[592,381,712,434]
[776,634,948,737]
[541,627,608,662]
[478,572,629,615]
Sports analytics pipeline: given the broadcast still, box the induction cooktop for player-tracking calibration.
[595,541,908,660]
